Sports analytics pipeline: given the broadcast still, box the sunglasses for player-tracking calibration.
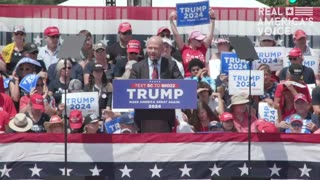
[20,67,31,71]
[291,123,302,127]
[129,52,138,55]
[62,66,72,70]
[14,32,25,36]
[96,49,105,53]
[31,51,39,55]
[289,57,298,61]
[36,83,44,87]
[191,68,200,72]
[49,35,60,39]
[121,31,132,35]
[160,34,170,38]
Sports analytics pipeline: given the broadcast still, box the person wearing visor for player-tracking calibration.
[169,10,215,77]
[210,38,233,60]
[278,48,315,84]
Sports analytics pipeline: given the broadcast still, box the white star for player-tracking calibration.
[269,163,281,176]
[179,164,192,177]
[100,36,109,46]
[59,167,72,176]
[29,164,42,177]
[209,163,222,176]
[299,163,312,177]
[59,36,64,45]
[119,164,133,178]
[276,38,283,46]
[144,37,150,47]
[90,165,102,176]
[238,163,249,176]
[0,164,12,178]
[149,164,163,178]
[33,35,42,45]
[307,40,311,47]
[254,38,260,47]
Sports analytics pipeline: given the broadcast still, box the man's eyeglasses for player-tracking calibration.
[160,34,170,38]
[129,52,138,55]
[62,66,72,70]
[96,49,105,53]
[49,35,60,39]
[289,57,298,61]
[291,123,302,127]
[14,32,25,36]
[31,51,39,55]
[121,31,132,35]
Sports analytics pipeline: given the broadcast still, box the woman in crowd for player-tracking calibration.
[210,38,233,60]
[197,82,224,115]
[169,10,215,77]
[189,101,219,132]
[44,115,64,133]
[78,30,94,69]
[2,25,26,74]
[84,63,113,117]
[257,64,278,106]
[219,112,237,132]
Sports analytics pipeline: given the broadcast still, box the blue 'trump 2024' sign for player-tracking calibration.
[176,1,210,27]
[113,79,197,109]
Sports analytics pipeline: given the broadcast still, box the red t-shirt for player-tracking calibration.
[181,44,207,77]
[232,112,257,133]
[0,93,17,119]
[0,111,9,132]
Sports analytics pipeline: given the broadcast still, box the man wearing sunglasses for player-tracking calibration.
[157,27,183,63]
[106,22,144,64]
[278,48,315,84]
[38,26,61,70]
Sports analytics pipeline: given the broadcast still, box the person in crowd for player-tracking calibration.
[83,114,101,134]
[257,64,278,105]
[24,93,50,133]
[208,121,224,132]
[197,82,224,115]
[259,35,276,47]
[312,85,320,116]
[190,101,219,132]
[157,27,182,62]
[210,38,233,60]
[68,79,83,92]
[2,25,26,74]
[185,58,215,91]
[68,110,83,133]
[253,119,278,133]
[161,38,185,77]
[169,10,215,77]
[19,75,56,116]
[114,40,141,79]
[106,22,144,64]
[118,112,137,134]
[293,29,314,56]
[274,64,311,120]
[219,112,236,132]
[0,111,10,133]
[8,113,33,133]
[77,30,94,69]
[228,94,257,133]
[44,115,64,133]
[278,48,315,84]
[48,58,73,104]
[278,94,318,133]
[0,92,17,127]
[84,43,114,85]
[286,114,304,134]
[129,36,182,133]
[84,63,113,116]
[38,26,61,69]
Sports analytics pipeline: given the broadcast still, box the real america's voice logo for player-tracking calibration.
[257,7,314,35]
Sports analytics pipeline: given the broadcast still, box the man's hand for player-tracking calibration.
[278,121,289,129]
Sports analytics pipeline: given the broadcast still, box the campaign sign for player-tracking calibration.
[285,118,311,134]
[283,55,319,74]
[258,102,278,123]
[221,52,251,74]
[3,78,12,89]
[61,92,99,117]
[19,74,40,93]
[112,79,197,109]
[176,0,210,27]
[253,47,285,71]
[228,70,264,95]
[104,117,120,134]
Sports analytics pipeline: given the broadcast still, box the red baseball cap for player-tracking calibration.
[127,40,141,54]
[255,120,278,133]
[293,29,307,40]
[69,110,83,129]
[118,22,132,33]
[294,93,308,103]
[44,26,60,36]
[30,94,45,112]
[157,27,170,35]
[219,112,234,122]
[289,114,303,124]
[288,48,302,57]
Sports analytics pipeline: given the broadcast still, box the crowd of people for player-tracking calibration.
[1,10,320,134]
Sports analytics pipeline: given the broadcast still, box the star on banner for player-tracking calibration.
[239,163,249,176]
[59,36,64,45]
[209,163,222,176]
[119,164,133,178]
[149,164,163,178]
[286,7,294,16]
[90,165,102,176]
[100,36,109,46]
[276,38,283,46]
[254,39,260,47]
[0,164,12,178]
[179,164,192,177]
[269,163,281,176]
[33,35,42,45]
[59,167,73,176]
[29,164,42,177]
[144,37,150,47]
[299,163,312,177]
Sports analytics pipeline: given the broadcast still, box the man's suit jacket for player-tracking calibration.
[129,57,183,132]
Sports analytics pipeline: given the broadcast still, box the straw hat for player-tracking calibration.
[44,115,64,131]
[9,113,33,132]
[227,94,249,109]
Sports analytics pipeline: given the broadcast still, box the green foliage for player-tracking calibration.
[257,0,320,7]
[0,0,67,5]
